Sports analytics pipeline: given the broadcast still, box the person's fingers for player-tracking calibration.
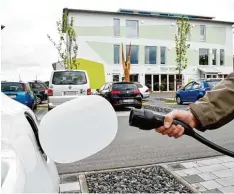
[155,126,165,134]
[174,127,184,138]
[164,114,174,128]
[168,125,182,137]
[162,125,175,135]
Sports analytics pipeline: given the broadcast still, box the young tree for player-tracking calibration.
[121,42,132,82]
[47,13,78,70]
[175,16,191,90]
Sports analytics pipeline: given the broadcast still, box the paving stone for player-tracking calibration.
[216,176,234,187]
[181,162,198,168]
[212,169,234,178]
[196,158,222,166]
[60,182,81,192]
[222,162,234,169]
[192,183,207,192]
[202,188,222,193]
[218,156,234,163]
[168,163,186,170]
[197,172,218,181]
[174,170,187,177]
[182,168,201,175]
[196,164,227,173]
[60,175,79,184]
[219,186,234,193]
[200,180,223,190]
[183,174,204,184]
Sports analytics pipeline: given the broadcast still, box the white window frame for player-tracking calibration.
[113,18,120,37]
[126,20,139,38]
[200,25,206,41]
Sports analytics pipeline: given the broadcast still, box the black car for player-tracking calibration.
[96,82,142,109]
[28,81,48,104]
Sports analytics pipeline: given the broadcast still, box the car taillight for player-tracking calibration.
[87,88,91,95]
[111,90,120,95]
[145,88,150,92]
[23,83,27,92]
[48,89,53,96]
[134,89,140,94]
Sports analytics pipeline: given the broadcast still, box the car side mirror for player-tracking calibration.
[39,95,118,163]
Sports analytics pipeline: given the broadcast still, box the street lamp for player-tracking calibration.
[1,25,5,30]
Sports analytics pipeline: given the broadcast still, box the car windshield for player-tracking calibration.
[206,80,221,88]
[112,83,137,90]
[1,82,24,92]
[52,71,87,85]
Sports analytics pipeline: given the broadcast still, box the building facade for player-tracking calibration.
[64,8,234,91]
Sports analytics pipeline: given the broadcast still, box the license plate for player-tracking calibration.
[8,95,16,98]
[123,99,134,103]
[64,91,77,95]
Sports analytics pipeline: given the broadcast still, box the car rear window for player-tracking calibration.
[30,82,46,89]
[206,80,221,88]
[1,82,24,92]
[112,83,137,90]
[135,83,143,88]
[52,71,87,85]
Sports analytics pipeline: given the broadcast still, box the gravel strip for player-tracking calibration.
[86,165,192,193]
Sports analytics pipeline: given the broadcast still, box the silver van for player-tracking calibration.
[48,70,91,111]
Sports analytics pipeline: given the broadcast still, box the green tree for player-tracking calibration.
[47,13,78,70]
[175,16,191,90]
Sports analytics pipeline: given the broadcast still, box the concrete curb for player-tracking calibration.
[161,164,201,194]
[79,174,89,193]
[37,104,48,108]
[142,104,173,114]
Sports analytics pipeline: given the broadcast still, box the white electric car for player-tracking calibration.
[1,92,117,193]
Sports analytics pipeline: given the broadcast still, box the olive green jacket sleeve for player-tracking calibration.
[189,72,234,132]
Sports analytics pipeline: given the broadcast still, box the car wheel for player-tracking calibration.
[36,96,42,104]
[176,96,183,105]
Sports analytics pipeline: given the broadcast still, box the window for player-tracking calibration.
[135,83,143,88]
[112,74,120,82]
[1,82,24,92]
[220,49,225,66]
[191,82,201,89]
[200,25,206,41]
[52,71,87,85]
[199,48,209,65]
[126,45,139,64]
[113,18,120,36]
[184,82,193,90]
[114,45,120,64]
[212,49,217,65]
[100,84,106,91]
[126,20,139,38]
[160,46,166,64]
[145,46,157,64]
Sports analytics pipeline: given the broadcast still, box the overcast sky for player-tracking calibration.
[1,0,234,81]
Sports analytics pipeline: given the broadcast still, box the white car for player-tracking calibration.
[48,70,91,111]
[134,82,150,99]
[1,93,117,193]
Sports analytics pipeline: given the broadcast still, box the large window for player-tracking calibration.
[126,20,139,38]
[220,49,225,66]
[199,48,209,65]
[113,18,120,37]
[145,46,157,64]
[160,46,166,64]
[200,25,206,41]
[212,49,217,65]
[126,45,139,64]
[114,45,120,64]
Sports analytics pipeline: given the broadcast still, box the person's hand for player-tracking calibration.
[155,110,198,138]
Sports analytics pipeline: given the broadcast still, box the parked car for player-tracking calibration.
[96,82,142,109]
[29,80,48,104]
[1,93,117,193]
[47,70,91,111]
[134,82,150,99]
[176,78,222,104]
[1,81,36,110]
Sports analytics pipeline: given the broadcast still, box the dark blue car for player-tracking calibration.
[1,81,36,109]
[176,79,222,104]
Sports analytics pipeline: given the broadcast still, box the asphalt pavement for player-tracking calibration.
[35,107,234,175]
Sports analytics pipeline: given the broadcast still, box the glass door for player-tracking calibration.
[169,75,175,91]
[145,74,152,91]
[153,75,159,91]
